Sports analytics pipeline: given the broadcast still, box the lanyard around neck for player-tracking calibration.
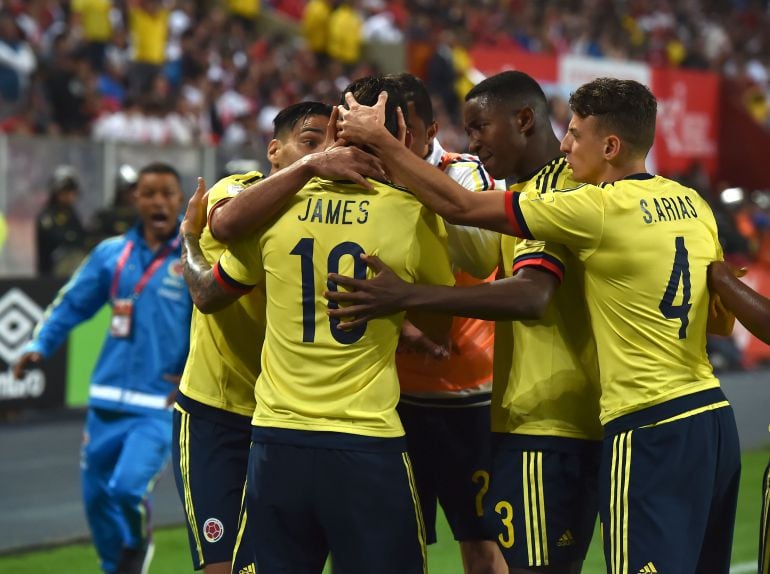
[110,236,180,300]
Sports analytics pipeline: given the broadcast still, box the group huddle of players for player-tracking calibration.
[172,69,766,574]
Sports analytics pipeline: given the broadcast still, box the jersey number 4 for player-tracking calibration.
[659,236,692,339]
[291,237,367,345]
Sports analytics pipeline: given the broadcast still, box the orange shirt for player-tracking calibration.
[397,270,495,397]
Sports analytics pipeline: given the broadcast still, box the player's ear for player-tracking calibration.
[603,135,621,160]
[426,120,438,142]
[518,107,535,134]
[267,139,281,168]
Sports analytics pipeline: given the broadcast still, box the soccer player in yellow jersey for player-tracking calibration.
[174,101,384,574]
[332,77,741,574]
[181,77,454,574]
[329,71,603,574]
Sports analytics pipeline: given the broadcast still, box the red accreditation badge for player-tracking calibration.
[110,298,134,338]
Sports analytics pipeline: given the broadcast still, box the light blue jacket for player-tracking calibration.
[25,223,192,418]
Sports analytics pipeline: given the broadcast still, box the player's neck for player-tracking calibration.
[600,159,649,184]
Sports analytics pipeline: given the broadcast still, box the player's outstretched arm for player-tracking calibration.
[181,178,242,313]
[325,255,558,329]
[211,110,387,243]
[709,261,770,344]
[336,92,516,236]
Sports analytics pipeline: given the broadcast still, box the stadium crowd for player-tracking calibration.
[3,1,770,144]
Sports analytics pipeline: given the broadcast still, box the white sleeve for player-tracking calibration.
[443,160,505,278]
[445,223,501,278]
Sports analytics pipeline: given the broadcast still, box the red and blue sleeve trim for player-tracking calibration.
[504,191,534,239]
[213,261,255,295]
[512,253,565,282]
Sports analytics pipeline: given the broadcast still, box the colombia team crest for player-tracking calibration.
[203,517,224,543]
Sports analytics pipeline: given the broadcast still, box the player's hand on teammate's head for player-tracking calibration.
[336,91,389,147]
[180,177,208,238]
[324,106,346,149]
[12,352,42,380]
[396,106,407,146]
[307,146,387,190]
[325,254,409,329]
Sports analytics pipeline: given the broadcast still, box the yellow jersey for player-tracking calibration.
[493,158,602,439]
[508,173,722,424]
[327,5,362,64]
[179,172,266,418]
[129,6,169,65]
[72,0,112,42]
[227,0,260,19]
[302,0,331,53]
[217,177,455,437]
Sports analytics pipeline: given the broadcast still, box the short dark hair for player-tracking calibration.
[273,101,333,139]
[568,78,657,157]
[138,162,181,184]
[466,71,549,117]
[385,72,433,126]
[341,76,408,138]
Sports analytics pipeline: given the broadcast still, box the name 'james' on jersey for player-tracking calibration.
[217,177,455,437]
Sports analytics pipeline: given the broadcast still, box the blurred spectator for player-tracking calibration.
[89,164,139,242]
[302,0,331,57]
[548,94,571,140]
[226,0,261,41]
[126,0,170,98]
[70,0,113,72]
[45,39,99,135]
[36,165,88,277]
[327,1,363,68]
[361,0,402,43]
[0,10,36,117]
[426,29,459,121]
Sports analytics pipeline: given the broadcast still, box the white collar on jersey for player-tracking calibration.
[424,138,447,167]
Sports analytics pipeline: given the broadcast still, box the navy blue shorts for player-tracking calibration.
[242,427,426,574]
[397,398,495,543]
[486,433,600,569]
[600,388,741,574]
[172,393,251,571]
[759,457,770,574]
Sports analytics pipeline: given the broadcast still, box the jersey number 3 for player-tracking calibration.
[291,237,367,345]
[659,236,691,339]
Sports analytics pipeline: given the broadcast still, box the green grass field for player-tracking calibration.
[2,449,767,573]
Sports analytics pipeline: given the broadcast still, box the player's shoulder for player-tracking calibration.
[517,157,578,194]
[440,151,500,191]
[209,170,264,205]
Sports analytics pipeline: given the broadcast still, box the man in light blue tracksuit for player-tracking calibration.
[14,162,192,574]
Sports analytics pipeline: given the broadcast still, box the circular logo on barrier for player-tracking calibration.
[203,518,224,543]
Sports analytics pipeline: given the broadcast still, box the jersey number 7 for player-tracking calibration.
[291,237,368,345]
[658,236,692,339]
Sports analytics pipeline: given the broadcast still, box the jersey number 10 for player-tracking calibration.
[291,237,368,345]
[658,236,692,339]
